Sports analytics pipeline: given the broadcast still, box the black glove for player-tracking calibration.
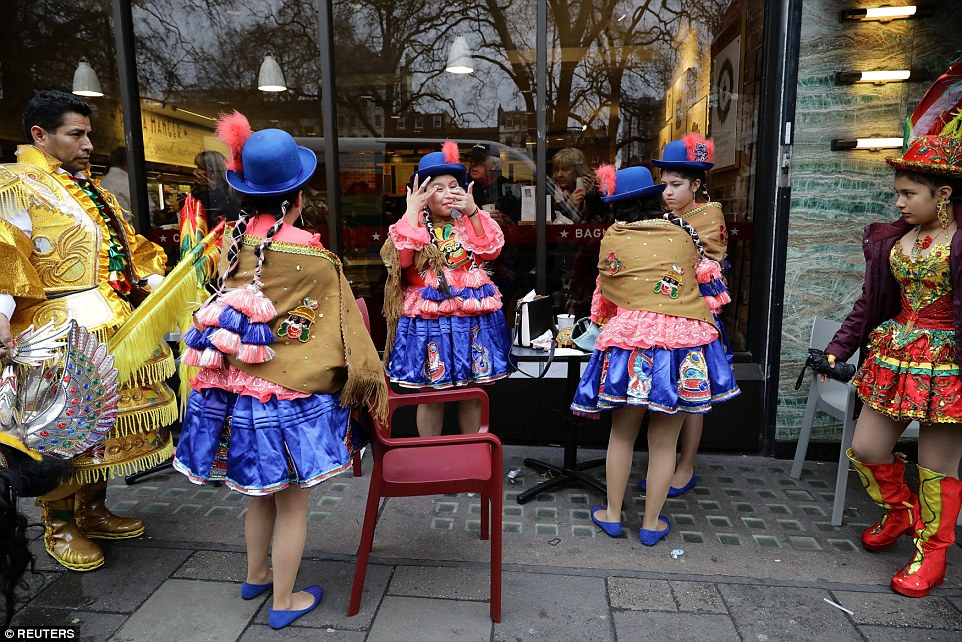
[794,348,857,390]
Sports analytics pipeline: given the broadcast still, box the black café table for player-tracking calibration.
[510,346,607,504]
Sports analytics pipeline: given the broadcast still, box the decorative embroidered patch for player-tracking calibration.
[654,264,685,299]
[719,224,729,245]
[604,252,623,276]
[424,342,447,381]
[597,351,612,398]
[678,351,711,403]
[434,224,471,268]
[627,349,653,402]
[470,326,492,377]
[277,297,319,343]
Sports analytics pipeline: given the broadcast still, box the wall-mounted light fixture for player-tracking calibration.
[841,5,917,22]
[831,137,903,151]
[72,58,103,97]
[835,70,911,84]
[445,37,474,74]
[257,53,287,92]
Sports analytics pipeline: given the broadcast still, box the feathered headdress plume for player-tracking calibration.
[216,111,253,173]
[442,140,460,164]
[682,133,715,163]
[594,164,617,198]
[907,61,962,144]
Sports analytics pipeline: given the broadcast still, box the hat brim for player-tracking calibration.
[885,157,962,178]
[651,159,714,171]
[411,163,468,188]
[601,183,667,203]
[226,146,318,196]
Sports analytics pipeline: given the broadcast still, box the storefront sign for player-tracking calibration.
[140,105,224,168]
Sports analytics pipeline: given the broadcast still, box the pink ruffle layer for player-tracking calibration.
[389,217,430,250]
[388,211,504,257]
[596,308,719,350]
[402,288,503,318]
[191,364,310,402]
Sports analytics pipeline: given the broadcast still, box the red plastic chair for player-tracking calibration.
[348,302,503,622]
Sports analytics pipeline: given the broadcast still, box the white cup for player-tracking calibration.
[556,314,575,329]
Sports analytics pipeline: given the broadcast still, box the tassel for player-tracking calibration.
[695,258,722,284]
[198,348,224,369]
[198,327,218,348]
[438,298,460,314]
[181,347,203,367]
[460,269,487,289]
[220,285,277,323]
[418,286,446,302]
[218,305,250,334]
[209,329,242,354]
[195,301,226,328]
[236,343,275,364]
[461,297,482,314]
[241,322,275,345]
[182,326,204,349]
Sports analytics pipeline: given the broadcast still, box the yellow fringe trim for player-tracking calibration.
[108,225,222,383]
[113,395,178,436]
[93,319,124,344]
[130,351,176,387]
[71,439,174,484]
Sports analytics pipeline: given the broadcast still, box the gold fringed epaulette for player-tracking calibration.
[107,223,224,383]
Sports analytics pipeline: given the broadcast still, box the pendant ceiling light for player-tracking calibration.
[72,58,103,97]
[258,53,287,92]
[445,37,474,74]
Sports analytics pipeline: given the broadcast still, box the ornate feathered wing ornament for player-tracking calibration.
[0,321,119,460]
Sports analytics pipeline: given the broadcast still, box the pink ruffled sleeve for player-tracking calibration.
[457,211,504,260]
[590,276,617,324]
[389,216,430,251]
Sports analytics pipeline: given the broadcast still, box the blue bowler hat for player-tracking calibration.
[226,129,317,196]
[410,143,467,188]
[599,166,666,203]
[651,134,714,171]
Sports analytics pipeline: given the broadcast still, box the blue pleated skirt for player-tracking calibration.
[387,312,512,389]
[571,339,740,417]
[174,388,364,496]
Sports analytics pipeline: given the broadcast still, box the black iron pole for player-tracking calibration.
[535,0,547,294]
[317,0,341,254]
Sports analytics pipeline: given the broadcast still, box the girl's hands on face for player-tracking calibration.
[405,174,432,225]
[449,182,478,216]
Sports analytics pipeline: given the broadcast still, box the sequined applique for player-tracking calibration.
[678,350,710,403]
[470,326,492,377]
[209,417,232,481]
[424,342,446,381]
[433,224,471,268]
[604,252,623,276]
[891,242,951,312]
[277,297,319,343]
[597,351,612,398]
[627,349,653,402]
[653,264,685,299]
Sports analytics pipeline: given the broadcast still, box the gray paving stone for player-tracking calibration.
[173,550,248,582]
[720,584,862,642]
[15,571,61,603]
[607,577,676,611]
[367,596,491,642]
[832,591,962,629]
[857,626,947,641]
[110,579,260,642]
[239,624,366,641]
[669,580,727,614]
[613,611,738,642]
[31,545,192,613]
[251,559,392,631]
[10,607,127,642]
[494,571,611,641]
[388,565,491,601]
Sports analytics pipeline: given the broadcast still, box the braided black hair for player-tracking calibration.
[220,188,302,288]
[611,195,666,223]
[664,211,708,260]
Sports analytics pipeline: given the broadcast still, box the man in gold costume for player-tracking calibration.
[0,91,176,571]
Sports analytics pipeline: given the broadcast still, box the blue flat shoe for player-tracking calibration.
[639,516,671,546]
[590,505,623,537]
[241,581,273,600]
[639,474,697,497]
[269,585,323,630]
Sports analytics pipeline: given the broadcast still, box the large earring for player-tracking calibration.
[938,199,949,230]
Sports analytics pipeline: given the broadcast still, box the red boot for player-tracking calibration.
[891,466,962,598]
[847,449,917,551]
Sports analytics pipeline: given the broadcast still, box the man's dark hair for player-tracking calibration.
[895,169,962,201]
[109,147,127,168]
[21,91,92,141]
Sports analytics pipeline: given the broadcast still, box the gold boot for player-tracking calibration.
[75,480,145,540]
[39,496,104,572]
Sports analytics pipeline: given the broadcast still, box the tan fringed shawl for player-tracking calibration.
[224,234,388,421]
[681,202,728,264]
[379,237,444,365]
[598,220,716,327]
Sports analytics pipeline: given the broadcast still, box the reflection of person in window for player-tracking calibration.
[468,143,520,222]
[192,150,240,226]
[550,148,608,224]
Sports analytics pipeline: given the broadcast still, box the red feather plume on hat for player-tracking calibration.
[594,164,617,198]
[442,140,460,164]
[216,111,253,173]
[908,61,962,141]
[683,133,714,163]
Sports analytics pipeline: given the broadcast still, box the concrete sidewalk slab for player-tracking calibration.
[613,611,739,641]
[494,571,610,641]
[831,590,962,630]
[366,596,491,642]
[10,608,127,642]
[720,584,862,641]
